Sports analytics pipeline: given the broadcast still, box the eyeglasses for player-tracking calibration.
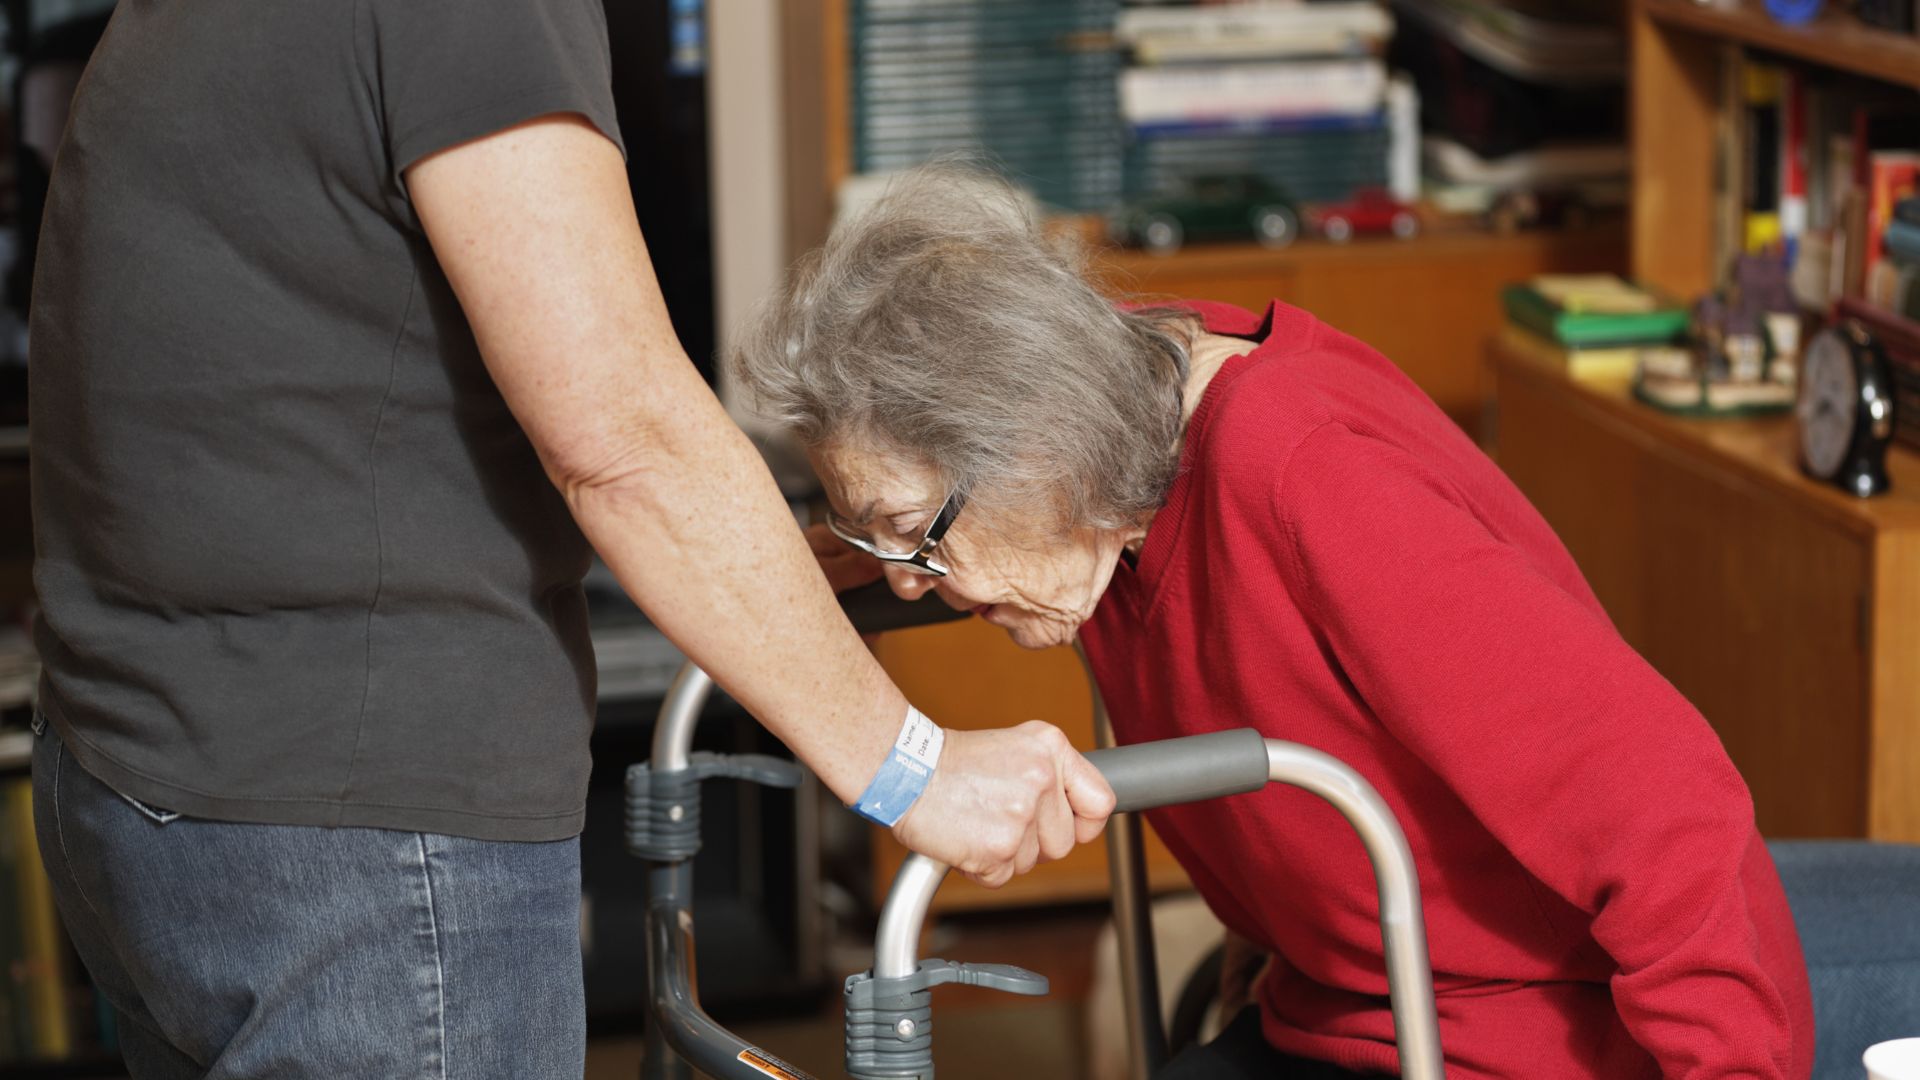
[825,490,967,577]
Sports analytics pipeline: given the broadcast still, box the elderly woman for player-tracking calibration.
[732,168,1813,1080]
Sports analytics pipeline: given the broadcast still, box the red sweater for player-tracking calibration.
[1080,300,1813,1079]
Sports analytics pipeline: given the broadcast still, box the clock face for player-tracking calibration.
[1798,329,1857,480]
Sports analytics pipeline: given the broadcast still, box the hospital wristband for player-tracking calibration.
[850,706,944,828]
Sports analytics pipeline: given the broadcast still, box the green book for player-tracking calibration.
[1501,276,1691,348]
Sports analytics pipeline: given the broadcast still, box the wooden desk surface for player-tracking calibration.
[1491,346,1920,540]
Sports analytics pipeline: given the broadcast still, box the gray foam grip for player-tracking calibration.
[1084,728,1271,813]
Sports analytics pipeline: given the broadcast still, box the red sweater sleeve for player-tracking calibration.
[1275,422,1796,1079]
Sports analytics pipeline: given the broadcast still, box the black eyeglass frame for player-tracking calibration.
[825,490,967,577]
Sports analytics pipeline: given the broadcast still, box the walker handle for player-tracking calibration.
[1083,728,1272,813]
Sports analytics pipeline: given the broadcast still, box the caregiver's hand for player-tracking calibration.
[894,721,1115,888]
[805,522,884,593]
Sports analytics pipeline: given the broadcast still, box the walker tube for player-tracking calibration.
[1080,643,1169,1080]
[650,585,964,772]
[644,666,819,1078]
[869,732,1445,1080]
[644,577,966,1077]
[647,861,815,1079]
[651,663,714,773]
[1262,741,1442,1080]
[874,855,950,980]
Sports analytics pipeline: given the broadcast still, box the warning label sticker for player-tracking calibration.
[737,1047,815,1080]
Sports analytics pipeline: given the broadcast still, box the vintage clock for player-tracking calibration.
[1797,320,1896,497]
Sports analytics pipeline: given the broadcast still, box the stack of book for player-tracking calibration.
[1389,0,1624,220]
[1730,57,1920,315]
[848,0,1124,213]
[1500,274,1689,383]
[1115,1,1412,205]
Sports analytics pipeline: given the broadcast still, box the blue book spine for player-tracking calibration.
[1886,218,1920,266]
[1129,110,1387,140]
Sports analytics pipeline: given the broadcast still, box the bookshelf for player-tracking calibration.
[1639,0,1920,92]
[1630,0,1920,299]
[785,0,1629,432]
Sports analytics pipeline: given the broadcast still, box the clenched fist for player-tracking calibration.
[892,721,1115,887]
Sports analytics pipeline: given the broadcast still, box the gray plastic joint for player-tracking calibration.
[625,752,804,862]
[843,959,1048,1079]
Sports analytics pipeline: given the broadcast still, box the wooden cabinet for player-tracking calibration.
[1488,341,1920,841]
[1542,0,1920,841]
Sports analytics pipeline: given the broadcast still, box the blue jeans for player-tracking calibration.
[30,716,587,1079]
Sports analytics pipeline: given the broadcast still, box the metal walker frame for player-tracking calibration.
[625,584,1444,1079]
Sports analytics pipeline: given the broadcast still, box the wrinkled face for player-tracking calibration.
[811,442,1139,650]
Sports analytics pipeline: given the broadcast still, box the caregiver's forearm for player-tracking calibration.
[561,397,906,804]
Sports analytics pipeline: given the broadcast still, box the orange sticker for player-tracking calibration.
[737,1047,815,1080]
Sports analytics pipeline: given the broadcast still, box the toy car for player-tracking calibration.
[1108,174,1300,255]
[1305,187,1420,242]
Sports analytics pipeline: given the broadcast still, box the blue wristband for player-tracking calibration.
[851,707,944,827]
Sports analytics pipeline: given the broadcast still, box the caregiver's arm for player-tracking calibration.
[406,114,1113,886]
[1279,423,1799,1079]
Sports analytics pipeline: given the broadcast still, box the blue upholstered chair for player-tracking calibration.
[1769,841,1920,1079]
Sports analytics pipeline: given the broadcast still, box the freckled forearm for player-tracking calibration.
[560,403,904,804]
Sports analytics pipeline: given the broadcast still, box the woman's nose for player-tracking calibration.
[882,563,938,600]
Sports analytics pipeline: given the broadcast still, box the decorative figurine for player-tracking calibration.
[1636,252,1803,415]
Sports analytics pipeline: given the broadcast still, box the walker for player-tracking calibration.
[624,582,1444,1079]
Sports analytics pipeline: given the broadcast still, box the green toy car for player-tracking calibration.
[1109,174,1301,255]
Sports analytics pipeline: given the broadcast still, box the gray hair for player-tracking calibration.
[728,164,1194,531]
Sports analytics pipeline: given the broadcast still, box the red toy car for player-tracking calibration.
[1305,187,1420,243]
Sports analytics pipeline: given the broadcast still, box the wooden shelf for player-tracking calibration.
[1639,0,1920,90]
[1094,223,1624,282]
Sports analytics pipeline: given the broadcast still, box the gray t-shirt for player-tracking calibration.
[29,0,625,840]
